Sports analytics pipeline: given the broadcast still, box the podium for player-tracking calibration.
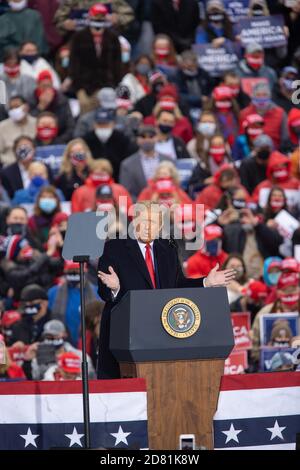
[110,287,234,450]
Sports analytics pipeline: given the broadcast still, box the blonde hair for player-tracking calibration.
[59,138,94,177]
[154,161,180,185]
[28,161,48,179]
[90,158,114,176]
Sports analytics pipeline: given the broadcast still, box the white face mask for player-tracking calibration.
[8,105,26,122]
[197,122,216,137]
[9,0,27,11]
[95,127,113,143]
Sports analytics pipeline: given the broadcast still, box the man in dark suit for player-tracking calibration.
[97,202,236,379]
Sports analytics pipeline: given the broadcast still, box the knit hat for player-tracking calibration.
[252,134,274,149]
[4,235,31,261]
[20,284,48,302]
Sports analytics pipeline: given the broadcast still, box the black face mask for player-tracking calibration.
[252,7,264,17]
[257,149,271,161]
[60,229,66,240]
[7,223,27,236]
[20,54,39,64]
[272,341,290,347]
[233,199,247,210]
[159,124,173,135]
[43,338,64,350]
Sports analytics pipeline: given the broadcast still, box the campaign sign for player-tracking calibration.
[234,15,287,49]
[70,3,112,28]
[175,158,197,190]
[241,77,268,97]
[259,312,299,347]
[193,42,239,78]
[231,312,252,350]
[260,347,296,372]
[223,0,250,23]
[224,349,248,375]
[35,145,66,178]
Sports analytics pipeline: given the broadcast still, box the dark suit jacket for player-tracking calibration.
[0,162,23,198]
[97,237,204,379]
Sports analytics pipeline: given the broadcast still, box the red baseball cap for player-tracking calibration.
[37,70,53,83]
[1,310,21,328]
[204,224,223,241]
[213,86,233,101]
[242,113,264,129]
[88,3,109,17]
[281,258,299,273]
[58,352,81,374]
[64,260,80,272]
[154,178,176,194]
[246,280,268,302]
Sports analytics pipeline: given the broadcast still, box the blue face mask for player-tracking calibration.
[31,176,46,188]
[269,272,281,286]
[61,56,70,69]
[122,51,131,64]
[282,78,295,91]
[39,198,57,214]
[252,97,271,111]
[206,239,220,257]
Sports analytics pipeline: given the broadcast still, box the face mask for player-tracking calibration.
[270,198,284,211]
[215,100,232,112]
[122,51,131,63]
[246,54,264,70]
[97,201,114,212]
[9,0,27,10]
[252,97,271,112]
[228,85,240,97]
[282,78,295,91]
[252,7,264,16]
[209,145,226,164]
[272,340,290,347]
[39,198,57,214]
[136,63,151,76]
[233,199,247,210]
[183,69,198,78]
[66,273,80,287]
[197,122,216,137]
[95,127,113,142]
[140,141,155,153]
[272,168,289,182]
[234,267,245,281]
[24,303,40,316]
[247,127,263,139]
[206,239,221,257]
[16,145,33,161]
[37,126,58,141]
[4,64,20,78]
[279,293,299,307]
[256,149,271,161]
[89,20,111,30]
[154,47,170,57]
[208,13,224,22]
[61,56,70,68]
[90,172,112,186]
[70,152,87,166]
[43,338,64,349]
[9,105,26,122]
[159,124,173,135]
[31,176,46,188]
[269,272,281,286]
[7,223,27,237]
[20,54,38,64]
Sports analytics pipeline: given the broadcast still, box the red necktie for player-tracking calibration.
[145,243,156,288]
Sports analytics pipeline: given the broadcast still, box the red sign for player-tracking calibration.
[231,312,252,350]
[224,349,248,375]
[8,345,28,366]
[241,77,268,97]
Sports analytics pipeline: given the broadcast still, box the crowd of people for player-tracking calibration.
[0,0,300,380]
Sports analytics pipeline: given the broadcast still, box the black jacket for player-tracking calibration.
[151,0,199,52]
[97,237,204,379]
[222,221,283,258]
[272,83,300,114]
[70,27,122,95]
[175,68,214,108]
[0,162,23,199]
[83,129,138,181]
[55,167,89,201]
[239,156,267,195]
[10,309,52,345]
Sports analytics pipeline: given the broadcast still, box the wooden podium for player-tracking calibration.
[110,288,234,450]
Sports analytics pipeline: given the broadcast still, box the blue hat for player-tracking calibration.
[282,66,298,76]
[95,107,115,124]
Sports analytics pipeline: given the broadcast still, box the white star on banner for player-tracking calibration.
[266,420,286,441]
[20,427,39,448]
[65,427,84,447]
[110,425,131,446]
[222,423,242,444]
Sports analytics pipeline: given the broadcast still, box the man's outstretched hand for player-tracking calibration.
[205,263,236,288]
[98,266,120,292]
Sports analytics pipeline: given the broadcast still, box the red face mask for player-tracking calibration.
[215,100,232,112]
[272,167,289,182]
[37,126,58,141]
[155,47,170,59]
[4,64,20,78]
[96,201,114,212]
[270,198,284,211]
[228,85,240,97]
[209,145,226,164]
[90,172,112,187]
[245,54,264,70]
[279,292,299,307]
[36,86,55,100]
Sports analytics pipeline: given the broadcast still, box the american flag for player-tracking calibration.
[213,372,300,450]
[0,379,148,450]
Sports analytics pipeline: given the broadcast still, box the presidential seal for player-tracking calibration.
[161,298,201,338]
